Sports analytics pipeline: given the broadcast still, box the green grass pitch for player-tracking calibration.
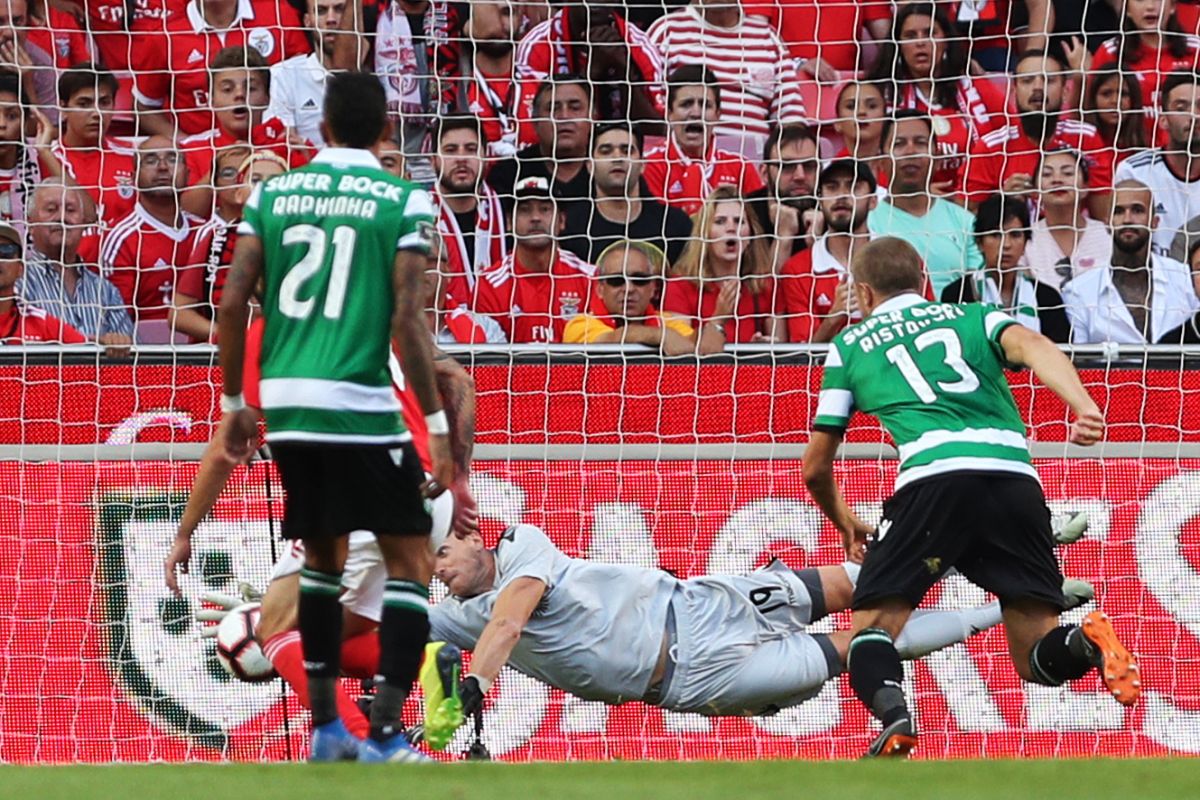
[4,759,1197,800]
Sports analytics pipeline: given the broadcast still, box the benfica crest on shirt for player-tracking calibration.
[96,492,284,750]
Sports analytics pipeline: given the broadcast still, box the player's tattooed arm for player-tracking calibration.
[394,247,454,495]
[433,347,476,476]
[217,235,265,398]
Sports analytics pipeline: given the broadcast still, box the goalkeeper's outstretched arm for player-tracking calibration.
[458,577,546,715]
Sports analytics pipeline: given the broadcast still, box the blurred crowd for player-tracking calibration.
[2,0,1200,352]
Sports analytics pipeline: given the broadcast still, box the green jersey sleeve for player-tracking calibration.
[983,307,1019,366]
[396,188,436,254]
[813,339,855,432]
[237,183,264,238]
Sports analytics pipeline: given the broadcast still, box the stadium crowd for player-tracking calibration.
[0,0,1199,349]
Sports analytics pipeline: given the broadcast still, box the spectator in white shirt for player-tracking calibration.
[1062,180,1200,344]
[266,0,368,148]
[1161,237,1200,343]
[1027,148,1113,290]
[1114,70,1200,258]
[645,0,806,145]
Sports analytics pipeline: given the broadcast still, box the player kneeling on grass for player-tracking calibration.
[803,237,1140,759]
[424,522,1094,721]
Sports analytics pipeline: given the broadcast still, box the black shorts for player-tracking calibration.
[852,472,1067,611]
[271,441,432,540]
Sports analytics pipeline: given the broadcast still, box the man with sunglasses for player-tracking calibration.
[563,239,724,354]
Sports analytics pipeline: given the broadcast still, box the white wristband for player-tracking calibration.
[426,410,449,435]
[220,393,246,413]
[468,673,493,694]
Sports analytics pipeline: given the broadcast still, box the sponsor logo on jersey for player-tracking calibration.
[302,97,318,109]
[187,49,205,64]
[668,181,683,195]
[246,28,276,58]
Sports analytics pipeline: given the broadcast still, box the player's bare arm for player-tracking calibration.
[803,429,873,563]
[394,247,454,496]
[459,576,547,715]
[433,348,480,533]
[217,234,265,462]
[998,324,1104,446]
[164,433,246,594]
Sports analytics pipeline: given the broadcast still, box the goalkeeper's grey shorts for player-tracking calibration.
[654,560,842,717]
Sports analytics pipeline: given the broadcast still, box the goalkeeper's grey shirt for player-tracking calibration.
[428,524,678,704]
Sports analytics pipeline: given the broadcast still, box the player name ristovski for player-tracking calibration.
[841,302,967,352]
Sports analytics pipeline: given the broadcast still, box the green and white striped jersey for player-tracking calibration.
[814,293,1036,491]
[238,148,435,445]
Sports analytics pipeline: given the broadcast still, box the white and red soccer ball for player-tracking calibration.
[215,603,277,683]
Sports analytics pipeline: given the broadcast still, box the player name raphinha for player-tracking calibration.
[265,172,409,220]
[842,303,966,352]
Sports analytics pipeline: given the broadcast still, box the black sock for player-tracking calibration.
[298,567,343,727]
[1028,625,1098,686]
[369,579,432,742]
[848,628,910,726]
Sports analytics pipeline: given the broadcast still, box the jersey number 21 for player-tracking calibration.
[278,224,359,320]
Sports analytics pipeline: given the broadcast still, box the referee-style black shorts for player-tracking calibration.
[852,472,1068,611]
[271,441,432,540]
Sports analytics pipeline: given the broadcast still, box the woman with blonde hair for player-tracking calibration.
[663,185,784,343]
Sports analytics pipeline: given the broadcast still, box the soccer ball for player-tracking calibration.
[215,602,277,683]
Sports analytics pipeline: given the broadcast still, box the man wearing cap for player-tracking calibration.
[563,239,724,354]
[0,221,87,344]
[18,179,133,355]
[780,160,878,343]
[472,176,596,344]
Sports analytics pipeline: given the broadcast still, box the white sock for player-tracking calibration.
[894,602,1002,659]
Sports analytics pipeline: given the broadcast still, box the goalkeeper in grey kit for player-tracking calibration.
[427,523,1093,719]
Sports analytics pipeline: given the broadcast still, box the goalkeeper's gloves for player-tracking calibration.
[460,675,490,718]
[194,583,264,636]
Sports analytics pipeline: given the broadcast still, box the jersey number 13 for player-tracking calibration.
[885,329,980,404]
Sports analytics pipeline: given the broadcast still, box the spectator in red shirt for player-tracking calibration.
[0,220,86,344]
[513,2,664,145]
[779,160,877,344]
[458,1,519,158]
[101,135,201,331]
[1084,65,1151,168]
[180,47,311,217]
[85,0,180,76]
[44,66,136,229]
[830,81,889,190]
[431,114,508,307]
[866,2,1007,191]
[664,185,780,343]
[472,176,595,344]
[742,0,892,75]
[131,0,309,138]
[171,148,287,342]
[960,49,1114,220]
[1091,0,1200,108]
[424,228,509,346]
[642,65,765,216]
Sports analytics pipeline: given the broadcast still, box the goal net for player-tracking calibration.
[0,0,1199,765]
